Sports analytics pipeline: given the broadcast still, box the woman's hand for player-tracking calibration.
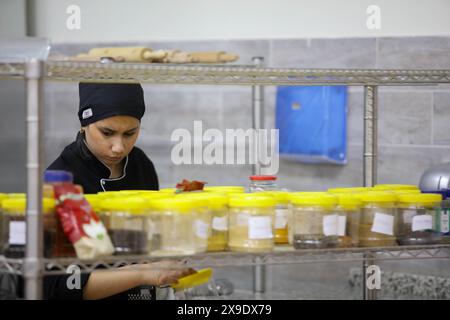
[122,260,197,287]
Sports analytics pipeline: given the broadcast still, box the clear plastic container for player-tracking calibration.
[290,194,339,249]
[249,176,278,192]
[335,194,361,247]
[99,196,149,255]
[205,193,229,251]
[358,192,398,247]
[262,191,290,244]
[228,194,276,252]
[148,196,207,256]
[396,193,442,245]
[1,198,56,258]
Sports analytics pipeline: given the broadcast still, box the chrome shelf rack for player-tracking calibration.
[1,54,450,300]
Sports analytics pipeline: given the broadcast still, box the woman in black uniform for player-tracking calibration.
[44,82,194,300]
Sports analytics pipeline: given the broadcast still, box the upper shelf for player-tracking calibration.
[1,60,450,86]
[1,244,449,275]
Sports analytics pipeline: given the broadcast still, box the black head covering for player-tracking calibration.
[78,83,145,126]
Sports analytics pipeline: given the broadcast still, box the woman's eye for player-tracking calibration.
[124,132,136,137]
[101,131,113,137]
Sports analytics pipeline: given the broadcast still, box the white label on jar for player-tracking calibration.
[440,210,449,233]
[412,215,433,231]
[9,221,26,245]
[195,220,210,239]
[403,210,416,224]
[212,217,228,231]
[275,209,289,229]
[237,213,249,226]
[338,216,347,236]
[323,214,338,236]
[371,213,394,236]
[248,217,273,240]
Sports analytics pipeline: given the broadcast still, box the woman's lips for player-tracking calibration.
[105,156,122,163]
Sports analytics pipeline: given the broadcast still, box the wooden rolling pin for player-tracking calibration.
[161,50,194,63]
[190,51,239,63]
[86,47,167,62]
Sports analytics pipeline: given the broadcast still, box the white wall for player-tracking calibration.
[0,0,26,37]
[28,0,450,43]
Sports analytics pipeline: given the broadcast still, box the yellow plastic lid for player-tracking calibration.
[328,187,374,194]
[0,193,8,207]
[8,193,26,198]
[203,186,245,194]
[149,196,204,213]
[228,194,276,208]
[172,268,213,291]
[2,198,55,214]
[359,192,397,203]
[288,192,329,200]
[391,189,421,195]
[397,193,442,204]
[100,196,149,214]
[290,194,337,208]
[335,194,362,210]
[189,193,229,209]
[259,191,290,204]
[374,184,418,191]
[159,188,177,194]
[84,194,102,212]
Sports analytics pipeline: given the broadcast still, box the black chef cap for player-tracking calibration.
[78,82,145,126]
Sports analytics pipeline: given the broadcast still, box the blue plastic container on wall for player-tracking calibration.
[275,85,348,165]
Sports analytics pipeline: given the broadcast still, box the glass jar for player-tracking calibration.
[290,194,338,249]
[99,196,149,255]
[262,191,290,245]
[396,193,442,245]
[1,198,56,258]
[147,196,204,256]
[249,176,278,192]
[358,192,398,247]
[228,194,276,252]
[335,194,361,247]
[0,193,8,255]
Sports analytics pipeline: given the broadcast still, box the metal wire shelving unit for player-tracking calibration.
[1,55,450,300]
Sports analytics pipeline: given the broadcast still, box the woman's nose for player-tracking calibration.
[111,138,125,154]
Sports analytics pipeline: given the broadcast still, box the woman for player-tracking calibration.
[44,82,194,300]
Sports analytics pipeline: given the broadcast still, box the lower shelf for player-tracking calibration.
[1,244,450,275]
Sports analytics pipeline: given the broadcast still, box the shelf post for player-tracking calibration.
[24,59,44,300]
[363,85,378,187]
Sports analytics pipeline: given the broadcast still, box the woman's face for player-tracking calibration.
[83,115,140,167]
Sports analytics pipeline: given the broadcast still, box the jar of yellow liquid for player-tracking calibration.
[261,191,290,245]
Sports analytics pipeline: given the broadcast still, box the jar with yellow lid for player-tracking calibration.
[373,184,419,191]
[290,194,339,249]
[147,196,205,256]
[1,198,56,258]
[335,194,361,247]
[396,193,442,245]
[99,196,149,255]
[228,194,276,252]
[261,191,290,245]
[358,192,398,247]
[0,193,8,255]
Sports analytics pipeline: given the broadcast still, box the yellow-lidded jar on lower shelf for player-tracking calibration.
[358,192,398,247]
[335,194,361,247]
[290,194,338,249]
[1,198,56,258]
[261,191,290,245]
[202,193,229,251]
[147,196,208,256]
[228,194,276,253]
[99,196,149,255]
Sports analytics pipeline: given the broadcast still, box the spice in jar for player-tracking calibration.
[228,194,276,253]
[358,192,398,247]
[290,193,339,249]
[396,193,442,245]
[1,198,56,258]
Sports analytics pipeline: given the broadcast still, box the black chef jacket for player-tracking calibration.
[40,133,160,300]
